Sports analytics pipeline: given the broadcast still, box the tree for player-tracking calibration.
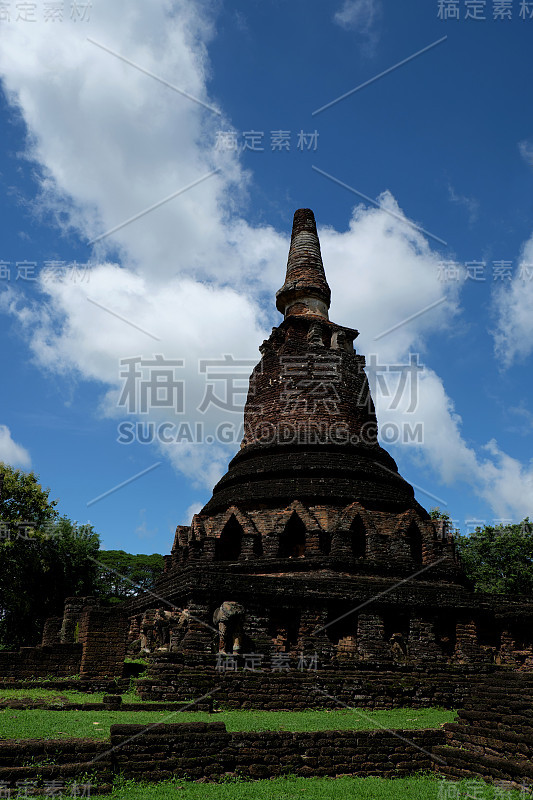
[429,506,454,527]
[95,550,164,603]
[0,463,58,531]
[0,464,100,647]
[454,519,533,596]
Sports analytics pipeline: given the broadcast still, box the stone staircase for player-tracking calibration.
[434,671,533,788]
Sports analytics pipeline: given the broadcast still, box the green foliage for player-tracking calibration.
[429,507,452,524]
[95,550,164,601]
[454,518,533,595]
[0,464,100,647]
[0,463,58,530]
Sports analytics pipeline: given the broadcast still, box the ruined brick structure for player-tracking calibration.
[0,597,127,681]
[8,209,533,685]
[123,208,533,675]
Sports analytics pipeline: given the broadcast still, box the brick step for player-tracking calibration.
[433,745,533,784]
[468,690,533,702]
[463,700,533,714]
[445,722,533,748]
[455,711,533,736]
[468,683,533,693]
[444,734,532,763]
[0,740,108,768]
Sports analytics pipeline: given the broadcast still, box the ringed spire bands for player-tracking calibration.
[276,208,331,319]
[200,207,417,516]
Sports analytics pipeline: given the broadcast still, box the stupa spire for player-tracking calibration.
[275,208,331,319]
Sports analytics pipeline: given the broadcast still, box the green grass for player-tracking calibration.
[29,775,527,800]
[0,688,138,703]
[0,706,456,740]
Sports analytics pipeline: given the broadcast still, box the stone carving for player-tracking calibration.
[213,601,245,654]
[390,632,409,663]
[307,323,324,347]
[139,608,189,654]
[331,329,352,352]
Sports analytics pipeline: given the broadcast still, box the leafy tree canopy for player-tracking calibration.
[0,463,58,531]
[454,518,533,596]
[428,507,453,525]
[429,507,533,596]
[95,550,164,602]
[0,464,100,647]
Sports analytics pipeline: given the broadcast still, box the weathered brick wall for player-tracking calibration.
[126,562,533,669]
[60,596,98,644]
[0,723,444,789]
[136,658,492,710]
[0,596,129,681]
[434,672,533,788]
[78,607,128,679]
[0,645,82,679]
[41,616,63,647]
[109,722,445,781]
[0,739,112,793]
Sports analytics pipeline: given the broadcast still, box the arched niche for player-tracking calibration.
[278,512,306,558]
[350,516,366,558]
[405,521,423,563]
[214,515,243,561]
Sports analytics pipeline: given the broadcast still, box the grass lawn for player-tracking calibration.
[0,688,138,704]
[29,775,523,800]
[0,706,456,740]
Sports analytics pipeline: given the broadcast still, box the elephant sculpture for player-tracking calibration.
[213,600,245,654]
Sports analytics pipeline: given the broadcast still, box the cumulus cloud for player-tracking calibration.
[493,233,533,367]
[0,0,531,520]
[319,192,462,363]
[374,368,533,520]
[0,425,31,469]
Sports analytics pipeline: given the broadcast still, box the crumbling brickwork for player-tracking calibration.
[78,606,128,680]
[109,722,443,782]
[435,672,533,788]
[0,645,82,679]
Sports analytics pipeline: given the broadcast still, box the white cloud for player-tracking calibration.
[493,233,533,367]
[518,139,533,167]
[375,368,533,520]
[448,184,479,225]
[0,0,531,521]
[135,508,157,541]
[333,0,382,52]
[0,425,31,469]
[182,502,203,525]
[320,192,462,363]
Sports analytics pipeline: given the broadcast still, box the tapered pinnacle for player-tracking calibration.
[276,209,331,318]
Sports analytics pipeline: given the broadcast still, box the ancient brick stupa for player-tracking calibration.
[21,208,533,688]
[126,208,510,670]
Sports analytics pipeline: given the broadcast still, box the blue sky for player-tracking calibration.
[0,0,532,555]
